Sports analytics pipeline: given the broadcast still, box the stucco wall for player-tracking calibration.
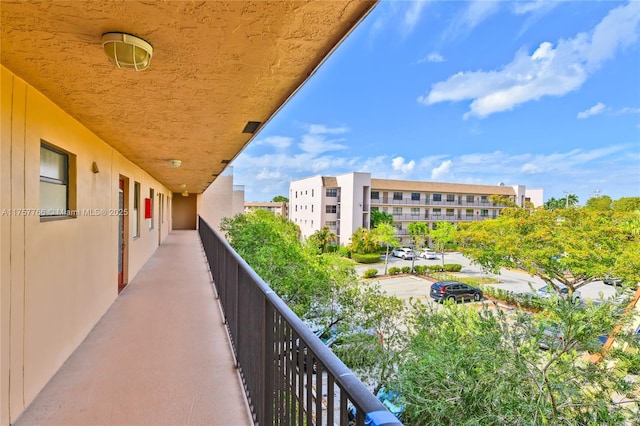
[198,171,244,234]
[1,66,171,424]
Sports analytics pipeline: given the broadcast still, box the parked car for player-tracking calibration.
[603,277,623,286]
[392,247,415,259]
[430,281,483,303]
[536,283,581,304]
[418,249,438,259]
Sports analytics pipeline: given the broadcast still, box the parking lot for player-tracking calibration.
[356,252,623,303]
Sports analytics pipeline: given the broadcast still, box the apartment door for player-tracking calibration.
[118,177,129,293]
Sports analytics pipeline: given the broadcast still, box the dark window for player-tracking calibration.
[411,193,420,201]
[393,192,403,200]
[326,188,338,197]
[446,194,455,202]
[326,205,337,213]
[371,191,379,200]
[134,182,140,237]
[433,194,442,202]
[466,195,474,203]
[40,142,74,217]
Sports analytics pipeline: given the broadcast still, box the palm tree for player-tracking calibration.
[313,226,337,253]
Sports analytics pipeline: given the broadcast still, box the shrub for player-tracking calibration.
[443,264,462,272]
[428,265,443,273]
[413,265,428,275]
[352,253,381,264]
[337,246,351,258]
[401,266,411,274]
[388,266,401,275]
[363,268,378,279]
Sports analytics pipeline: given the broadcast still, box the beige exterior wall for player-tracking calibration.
[198,169,244,234]
[1,66,171,424]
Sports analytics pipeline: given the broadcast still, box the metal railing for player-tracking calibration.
[198,217,401,426]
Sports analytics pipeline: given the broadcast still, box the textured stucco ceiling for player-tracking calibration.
[1,0,376,194]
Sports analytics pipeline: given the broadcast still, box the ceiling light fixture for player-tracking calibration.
[181,190,189,197]
[168,159,182,168]
[102,32,153,71]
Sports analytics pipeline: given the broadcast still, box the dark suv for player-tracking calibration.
[430,281,483,303]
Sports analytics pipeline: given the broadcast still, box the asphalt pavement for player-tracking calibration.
[356,252,627,303]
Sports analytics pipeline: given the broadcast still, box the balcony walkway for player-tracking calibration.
[15,231,252,426]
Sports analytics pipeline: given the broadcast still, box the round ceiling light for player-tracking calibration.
[102,32,153,71]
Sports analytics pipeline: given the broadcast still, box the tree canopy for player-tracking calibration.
[371,209,394,228]
[394,298,638,425]
[272,195,289,202]
[457,207,640,292]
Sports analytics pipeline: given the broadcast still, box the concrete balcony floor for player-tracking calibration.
[15,231,252,426]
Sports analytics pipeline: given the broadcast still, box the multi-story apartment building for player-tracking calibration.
[289,172,543,246]
[244,201,289,217]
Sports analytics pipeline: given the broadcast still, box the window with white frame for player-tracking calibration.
[393,207,402,215]
[411,193,420,201]
[371,191,379,199]
[326,188,338,197]
[446,194,455,202]
[411,207,420,216]
[326,205,337,213]
[433,194,442,202]
[393,192,403,200]
[466,195,474,203]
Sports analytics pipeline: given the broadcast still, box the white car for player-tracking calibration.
[419,250,438,259]
[536,283,582,304]
[391,247,415,259]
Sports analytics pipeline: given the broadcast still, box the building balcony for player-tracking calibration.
[14,221,398,426]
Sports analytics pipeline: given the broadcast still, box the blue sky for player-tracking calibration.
[231,0,640,205]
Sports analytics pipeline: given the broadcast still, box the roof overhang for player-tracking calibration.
[1,1,376,193]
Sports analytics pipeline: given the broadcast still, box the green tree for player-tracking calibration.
[309,226,337,253]
[272,195,289,202]
[395,299,639,425]
[429,221,456,268]
[584,195,613,211]
[348,227,379,255]
[545,194,579,210]
[371,209,394,228]
[457,208,640,292]
[371,223,399,275]
[613,197,640,212]
[489,194,519,207]
[407,221,429,271]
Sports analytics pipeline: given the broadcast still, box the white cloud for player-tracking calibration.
[307,124,349,135]
[404,1,428,33]
[257,136,293,149]
[577,102,606,119]
[615,107,640,115]
[419,1,640,119]
[299,134,348,155]
[391,156,416,173]
[521,163,543,174]
[431,160,453,180]
[511,0,562,16]
[444,0,501,38]
[418,52,445,63]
